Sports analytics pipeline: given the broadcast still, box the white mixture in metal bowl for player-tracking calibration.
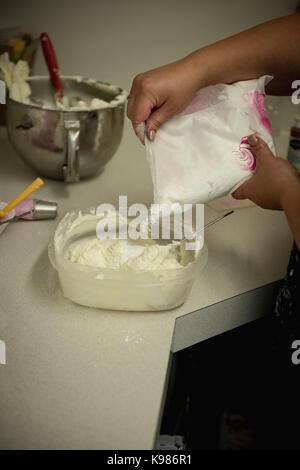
[0,52,127,110]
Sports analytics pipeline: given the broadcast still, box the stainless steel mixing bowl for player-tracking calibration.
[6,76,126,182]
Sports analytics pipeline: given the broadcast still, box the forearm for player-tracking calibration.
[282,184,300,250]
[184,14,300,95]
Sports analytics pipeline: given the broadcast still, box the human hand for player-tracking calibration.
[232,135,300,210]
[127,57,200,143]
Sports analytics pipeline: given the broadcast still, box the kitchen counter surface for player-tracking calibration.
[0,123,293,449]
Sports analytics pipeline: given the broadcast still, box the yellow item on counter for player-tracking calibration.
[8,39,26,62]
[0,178,44,218]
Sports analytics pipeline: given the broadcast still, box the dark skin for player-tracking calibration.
[127,14,300,248]
[127,14,300,138]
[233,135,300,249]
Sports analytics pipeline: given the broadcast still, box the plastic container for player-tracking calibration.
[48,208,208,311]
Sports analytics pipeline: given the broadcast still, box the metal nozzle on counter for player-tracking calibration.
[31,199,58,220]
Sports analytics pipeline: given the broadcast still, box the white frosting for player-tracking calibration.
[65,237,183,271]
[43,87,127,111]
[61,211,184,271]
[0,52,127,111]
[0,52,31,103]
[56,209,186,271]
[52,209,203,311]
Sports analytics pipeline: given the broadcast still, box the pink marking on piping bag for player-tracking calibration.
[243,91,272,136]
[233,136,256,172]
[182,93,212,115]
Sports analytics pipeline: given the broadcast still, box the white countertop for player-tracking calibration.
[0,121,293,449]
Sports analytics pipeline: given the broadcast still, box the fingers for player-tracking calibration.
[232,135,276,202]
[146,104,176,141]
[127,96,173,143]
[127,91,149,123]
[127,92,153,143]
[231,187,243,200]
[247,134,275,163]
[232,178,253,200]
[127,72,175,143]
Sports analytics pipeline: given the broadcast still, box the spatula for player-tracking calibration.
[181,210,234,244]
[153,210,234,246]
[40,33,64,104]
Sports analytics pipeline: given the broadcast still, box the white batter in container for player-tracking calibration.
[49,208,208,311]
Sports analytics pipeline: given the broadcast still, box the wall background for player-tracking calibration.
[2,0,299,90]
[2,0,299,203]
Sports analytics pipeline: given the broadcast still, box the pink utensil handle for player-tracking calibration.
[40,32,64,98]
[11,200,35,220]
[1,200,58,220]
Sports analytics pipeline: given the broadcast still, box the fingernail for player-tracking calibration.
[134,122,146,144]
[149,130,156,142]
[248,134,258,146]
